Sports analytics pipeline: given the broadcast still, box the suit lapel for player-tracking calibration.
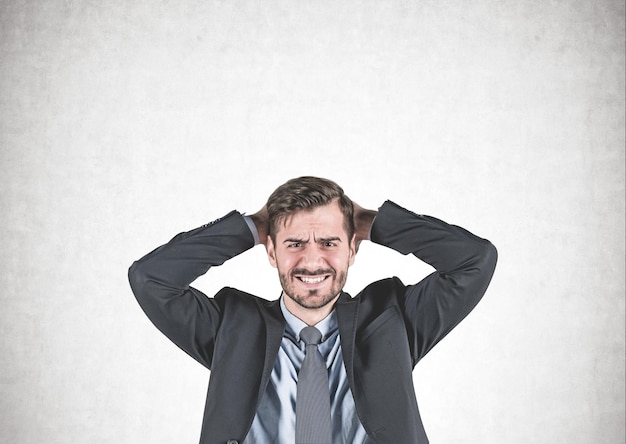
[336,292,359,387]
[256,297,286,405]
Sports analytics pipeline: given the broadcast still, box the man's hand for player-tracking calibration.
[352,202,378,252]
[249,206,270,247]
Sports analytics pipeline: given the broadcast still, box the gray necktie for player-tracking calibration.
[296,326,332,444]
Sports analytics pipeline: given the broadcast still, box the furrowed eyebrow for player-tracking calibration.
[282,236,342,244]
[283,238,309,244]
[317,236,342,243]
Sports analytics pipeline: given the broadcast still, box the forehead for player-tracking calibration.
[277,202,346,238]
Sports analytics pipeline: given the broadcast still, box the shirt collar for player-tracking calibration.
[280,294,338,343]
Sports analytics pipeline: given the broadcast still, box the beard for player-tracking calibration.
[279,267,348,310]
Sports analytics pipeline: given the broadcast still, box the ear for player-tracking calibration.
[267,235,278,268]
[348,234,357,266]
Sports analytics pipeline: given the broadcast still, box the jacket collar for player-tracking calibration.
[256,297,286,406]
[336,292,358,385]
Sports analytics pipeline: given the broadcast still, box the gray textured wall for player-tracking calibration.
[1,1,624,443]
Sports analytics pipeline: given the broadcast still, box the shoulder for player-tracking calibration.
[349,277,407,314]
[214,286,282,319]
[358,276,407,299]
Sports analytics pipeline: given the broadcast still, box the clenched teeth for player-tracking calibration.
[298,276,326,284]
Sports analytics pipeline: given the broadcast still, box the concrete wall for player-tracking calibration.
[1,1,624,442]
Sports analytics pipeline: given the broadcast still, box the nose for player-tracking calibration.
[300,244,325,269]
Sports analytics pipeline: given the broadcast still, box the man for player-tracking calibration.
[129,176,497,444]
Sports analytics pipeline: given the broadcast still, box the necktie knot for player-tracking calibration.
[299,326,322,346]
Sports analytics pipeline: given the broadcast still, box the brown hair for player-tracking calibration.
[266,176,354,242]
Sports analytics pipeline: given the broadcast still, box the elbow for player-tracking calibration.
[128,260,149,302]
[474,239,498,291]
[483,240,498,274]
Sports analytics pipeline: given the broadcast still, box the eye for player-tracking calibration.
[288,242,302,248]
[323,241,336,248]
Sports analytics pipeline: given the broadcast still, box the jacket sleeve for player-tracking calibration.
[370,201,498,365]
[128,210,255,369]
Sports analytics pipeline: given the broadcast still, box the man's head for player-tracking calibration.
[266,176,355,243]
[265,177,356,320]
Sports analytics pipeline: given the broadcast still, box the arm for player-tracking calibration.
[370,201,497,364]
[128,210,255,368]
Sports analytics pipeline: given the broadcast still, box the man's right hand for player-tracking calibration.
[352,202,378,253]
[249,206,270,247]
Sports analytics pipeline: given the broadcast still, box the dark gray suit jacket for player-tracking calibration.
[129,201,497,444]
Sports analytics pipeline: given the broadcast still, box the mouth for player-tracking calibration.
[296,275,329,284]
[292,269,334,287]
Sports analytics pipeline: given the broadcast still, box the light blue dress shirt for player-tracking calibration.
[243,297,368,443]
